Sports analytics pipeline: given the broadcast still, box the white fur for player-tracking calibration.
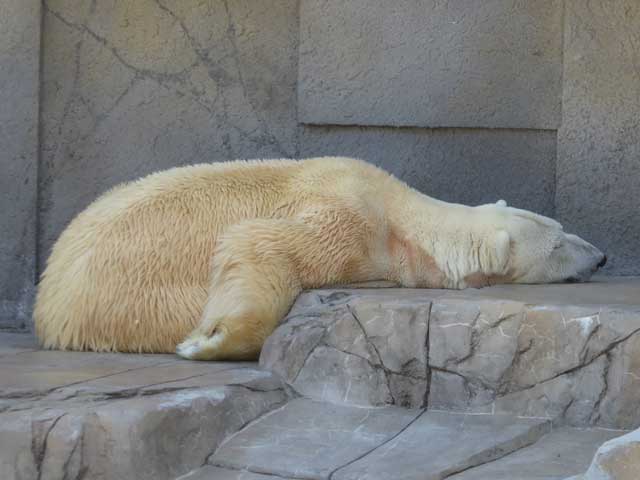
[34,157,605,360]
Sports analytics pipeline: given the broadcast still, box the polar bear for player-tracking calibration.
[34,157,606,360]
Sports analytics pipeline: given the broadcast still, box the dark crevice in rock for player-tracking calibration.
[291,331,326,384]
[60,423,84,480]
[560,397,576,420]
[346,303,427,381]
[319,342,427,382]
[226,383,284,394]
[431,366,495,394]
[590,351,612,425]
[318,291,352,305]
[424,302,433,409]
[503,325,640,396]
[347,303,385,366]
[328,408,427,480]
[580,321,602,363]
[445,311,482,368]
[32,413,67,480]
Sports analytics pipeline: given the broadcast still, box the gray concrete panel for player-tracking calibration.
[299,0,563,129]
[557,1,640,275]
[0,0,41,330]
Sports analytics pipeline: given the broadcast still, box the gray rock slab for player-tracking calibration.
[262,280,640,428]
[557,1,640,276]
[333,411,551,480]
[210,398,421,479]
[39,0,299,261]
[577,427,640,480]
[0,0,40,330]
[300,125,556,217]
[299,0,562,129]
[0,350,175,398]
[428,298,640,429]
[260,296,430,408]
[448,427,624,480]
[0,351,287,480]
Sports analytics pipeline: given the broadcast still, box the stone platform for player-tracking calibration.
[262,277,640,429]
[2,277,639,479]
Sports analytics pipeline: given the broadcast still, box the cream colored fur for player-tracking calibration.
[34,157,605,360]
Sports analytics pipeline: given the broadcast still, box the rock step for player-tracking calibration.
[261,282,640,429]
[0,336,288,480]
[449,427,623,480]
[191,398,555,480]
[181,426,626,480]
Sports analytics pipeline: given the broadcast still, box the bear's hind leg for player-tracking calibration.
[176,210,372,361]
[176,219,304,361]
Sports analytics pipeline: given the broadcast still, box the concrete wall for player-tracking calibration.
[1,0,638,329]
[299,0,563,129]
[0,0,41,330]
[557,0,640,275]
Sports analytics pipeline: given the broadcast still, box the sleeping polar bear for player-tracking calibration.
[34,157,606,360]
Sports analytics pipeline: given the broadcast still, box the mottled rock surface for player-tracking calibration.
[573,428,640,480]
[450,427,624,480]
[260,291,431,407]
[4,279,640,480]
[0,334,287,480]
[211,398,420,479]
[261,280,640,429]
[209,399,550,480]
[333,411,551,480]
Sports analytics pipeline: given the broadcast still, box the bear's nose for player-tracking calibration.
[597,255,607,269]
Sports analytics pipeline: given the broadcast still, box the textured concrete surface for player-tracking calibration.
[0,333,287,480]
[449,427,624,480]
[38,0,299,261]
[301,126,557,216]
[299,0,563,129]
[557,1,640,276]
[261,279,640,428]
[0,0,40,330]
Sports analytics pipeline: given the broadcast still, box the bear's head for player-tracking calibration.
[460,200,606,288]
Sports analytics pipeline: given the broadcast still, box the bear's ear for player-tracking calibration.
[489,230,511,273]
[496,199,507,207]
